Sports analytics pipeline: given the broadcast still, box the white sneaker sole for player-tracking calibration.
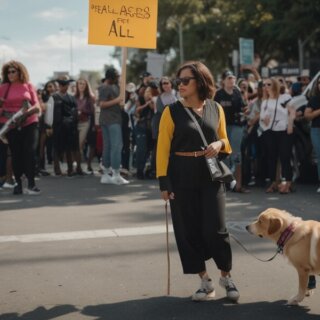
[192,290,216,301]
[24,189,41,195]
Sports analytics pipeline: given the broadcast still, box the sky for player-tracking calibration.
[0,0,119,86]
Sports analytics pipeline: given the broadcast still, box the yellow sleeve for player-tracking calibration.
[156,106,174,178]
[217,103,232,155]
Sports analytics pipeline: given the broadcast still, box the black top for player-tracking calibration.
[214,87,246,126]
[169,101,219,152]
[308,96,320,128]
[166,101,220,189]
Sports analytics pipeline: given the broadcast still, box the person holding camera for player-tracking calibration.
[156,61,239,302]
[0,60,41,195]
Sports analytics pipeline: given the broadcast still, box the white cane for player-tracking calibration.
[165,200,171,295]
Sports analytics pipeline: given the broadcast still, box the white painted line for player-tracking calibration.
[0,221,249,244]
[0,225,174,244]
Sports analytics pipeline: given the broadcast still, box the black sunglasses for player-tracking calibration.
[175,77,196,86]
[162,82,170,85]
[263,83,272,87]
[7,69,17,74]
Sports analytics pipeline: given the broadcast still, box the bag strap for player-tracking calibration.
[183,99,221,147]
[267,98,279,130]
[183,103,209,147]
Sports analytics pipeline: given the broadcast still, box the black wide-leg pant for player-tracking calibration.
[169,182,232,274]
[7,123,38,187]
[262,129,293,181]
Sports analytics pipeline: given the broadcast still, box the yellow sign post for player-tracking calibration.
[88,0,158,101]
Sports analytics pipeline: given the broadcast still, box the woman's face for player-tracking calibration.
[161,79,172,93]
[77,80,87,92]
[177,68,197,100]
[7,67,19,83]
[46,82,56,95]
[239,81,248,93]
[263,79,273,95]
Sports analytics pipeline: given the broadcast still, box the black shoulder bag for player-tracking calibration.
[183,101,236,186]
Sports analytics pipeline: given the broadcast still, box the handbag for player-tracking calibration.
[184,102,236,186]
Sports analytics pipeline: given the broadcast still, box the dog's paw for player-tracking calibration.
[286,299,299,306]
[287,295,303,306]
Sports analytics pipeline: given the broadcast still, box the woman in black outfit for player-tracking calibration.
[52,76,79,176]
[156,61,239,302]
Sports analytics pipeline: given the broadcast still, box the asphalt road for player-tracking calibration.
[0,167,319,320]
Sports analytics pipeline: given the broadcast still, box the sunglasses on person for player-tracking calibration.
[175,77,196,86]
[263,83,272,87]
[162,81,170,85]
[7,69,17,75]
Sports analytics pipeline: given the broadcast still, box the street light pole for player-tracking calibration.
[298,28,320,72]
[177,20,184,65]
[60,28,82,77]
[69,29,73,77]
[168,17,184,65]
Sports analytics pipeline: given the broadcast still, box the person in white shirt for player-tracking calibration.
[259,77,295,193]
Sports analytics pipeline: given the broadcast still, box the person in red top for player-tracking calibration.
[0,60,41,195]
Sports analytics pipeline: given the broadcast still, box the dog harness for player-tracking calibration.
[276,223,295,253]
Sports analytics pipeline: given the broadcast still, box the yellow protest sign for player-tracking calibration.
[88,0,158,49]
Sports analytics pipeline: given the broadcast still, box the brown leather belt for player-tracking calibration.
[175,150,206,157]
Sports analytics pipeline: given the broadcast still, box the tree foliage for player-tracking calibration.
[122,0,320,81]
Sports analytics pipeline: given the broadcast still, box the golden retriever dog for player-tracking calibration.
[246,208,320,305]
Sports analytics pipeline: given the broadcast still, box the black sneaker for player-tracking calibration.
[67,172,76,178]
[13,184,23,195]
[24,186,41,195]
[39,169,50,176]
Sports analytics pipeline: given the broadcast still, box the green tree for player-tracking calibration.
[119,0,320,82]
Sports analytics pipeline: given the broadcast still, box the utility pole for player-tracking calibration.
[60,28,82,77]
[168,17,184,64]
[298,28,320,72]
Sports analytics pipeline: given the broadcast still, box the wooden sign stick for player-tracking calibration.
[120,47,128,104]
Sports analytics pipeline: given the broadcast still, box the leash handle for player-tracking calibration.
[230,233,279,262]
[165,201,171,295]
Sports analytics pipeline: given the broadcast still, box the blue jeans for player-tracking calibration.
[226,125,244,171]
[310,127,320,181]
[101,123,123,170]
[134,125,148,173]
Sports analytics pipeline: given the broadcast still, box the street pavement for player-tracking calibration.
[0,166,320,320]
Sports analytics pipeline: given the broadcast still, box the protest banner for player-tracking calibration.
[88,0,158,101]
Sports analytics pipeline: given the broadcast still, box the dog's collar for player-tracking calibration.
[276,223,295,253]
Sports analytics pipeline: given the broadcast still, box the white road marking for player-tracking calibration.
[0,221,251,244]
[0,225,174,243]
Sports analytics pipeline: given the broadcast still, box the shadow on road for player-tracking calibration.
[0,304,78,320]
[0,296,318,320]
[0,176,160,211]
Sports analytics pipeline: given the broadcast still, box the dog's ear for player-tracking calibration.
[268,218,282,235]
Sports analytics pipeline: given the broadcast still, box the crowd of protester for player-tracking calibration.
[0,60,319,195]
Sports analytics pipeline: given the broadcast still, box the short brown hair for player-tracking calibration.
[176,61,216,101]
[1,60,30,84]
